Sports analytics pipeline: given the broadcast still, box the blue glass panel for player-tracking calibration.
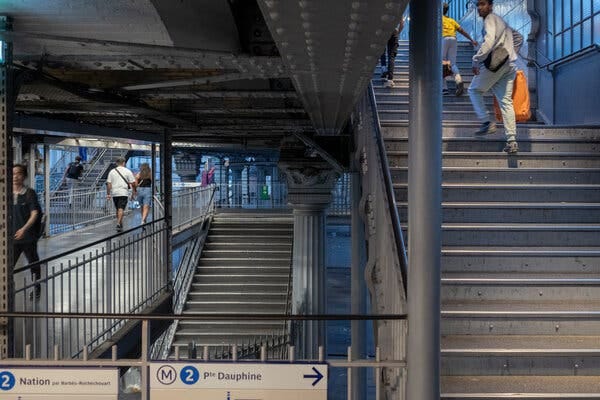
[548,0,555,34]
[594,14,600,43]
[594,0,600,12]
[564,0,572,28]
[573,0,582,24]
[555,33,563,58]
[573,24,582,50]
[583,18,592,46]
[555,0,563,32]
[564,30,572,54]
[583,0,592,18]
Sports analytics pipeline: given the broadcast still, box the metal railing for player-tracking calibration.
[1,313,406,400]
[39,186,125,236]
[12,220,169,359]
[353,84,409,397]
[171,184,216,231]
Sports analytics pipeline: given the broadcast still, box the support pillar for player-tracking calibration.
[407,0,443,399]
[0,15,14,358]
[162,130,173,288]
[350,171,367,400]
[280,159,338,359]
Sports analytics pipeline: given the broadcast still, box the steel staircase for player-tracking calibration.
[171,210,293,358]
[375,40,600,398]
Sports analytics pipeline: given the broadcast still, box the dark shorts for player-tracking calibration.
[113,196,128,210]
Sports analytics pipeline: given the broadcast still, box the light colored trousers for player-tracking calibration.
[468,62,517,142]
[442,36,462,87]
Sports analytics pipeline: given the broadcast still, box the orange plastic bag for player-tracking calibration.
[494,70,531,122]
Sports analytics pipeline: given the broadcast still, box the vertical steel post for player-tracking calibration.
[407,0,443,399]
[350,171,367,400]
[0,15,14,358]
[44,144,50,237]
[162,130,173,289]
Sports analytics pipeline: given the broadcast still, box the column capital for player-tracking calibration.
[279,161,339,211]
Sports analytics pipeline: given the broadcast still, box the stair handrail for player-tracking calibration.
[283,240,294,344]
[367,83,408,292]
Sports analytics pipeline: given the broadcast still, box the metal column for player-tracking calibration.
[162,130,173,288]
[44,145,50,237]
[0,15,14,358]
[407,0,443,399]
[350,171,367,400]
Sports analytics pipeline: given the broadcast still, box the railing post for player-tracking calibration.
[44,144,52,236]
[408,0,443,400]
[162,130,173,289]
[1,16,15,358]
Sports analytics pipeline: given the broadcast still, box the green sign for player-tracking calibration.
[260,185,270,200]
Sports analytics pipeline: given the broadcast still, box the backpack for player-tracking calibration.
[34,210,46,239]
[67,162,80,178]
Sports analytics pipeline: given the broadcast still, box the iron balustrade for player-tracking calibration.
[39,185,129,236]
[171,184,216,232]
[11,220,169,360]
[0,313,406,400]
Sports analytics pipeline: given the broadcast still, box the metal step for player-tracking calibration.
[195,266,289,275]
[184,301,286,313]
[429,223,600,247]
[206,234,293,243]
[203,242,292,251]
[442,375,600,398]
[192,273,288,284]
[441,246,600,273]
[387,151,600,168]
[187,292,287,302]
[394,183,600,203]
[191,283,287,293]
[384,137,600,153]
[397,202,600,224]
[197,257,289,266]
[390,167,600,184]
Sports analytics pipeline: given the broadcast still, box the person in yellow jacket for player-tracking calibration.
[442,3,478,96]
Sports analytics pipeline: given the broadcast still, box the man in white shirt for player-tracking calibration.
[468,0,518,154]
[106,157,136,232]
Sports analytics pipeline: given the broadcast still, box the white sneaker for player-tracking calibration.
[383,79,394,88]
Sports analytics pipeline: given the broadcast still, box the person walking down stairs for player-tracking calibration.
[442,2,478,96]
[380,18,404,88]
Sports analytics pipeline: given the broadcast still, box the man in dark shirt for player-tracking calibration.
[64,155,84,206]
[12,164,42,299]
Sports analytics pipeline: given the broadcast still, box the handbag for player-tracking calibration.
[493,70,531,122]
[483,27,509,72]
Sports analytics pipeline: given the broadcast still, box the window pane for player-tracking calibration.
[564,30,572,54]
[548,0,555,34]
[573,0,582,24]
[583,18,592,46]
[594,14,600,44]
[573,24,582,51]
[594,0,600,13]
[583,0,592,18]
[555,0,563,31]
[564,0,572,28]
[555,33,563,58]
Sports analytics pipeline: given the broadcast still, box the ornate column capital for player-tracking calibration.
[278,161,339,211]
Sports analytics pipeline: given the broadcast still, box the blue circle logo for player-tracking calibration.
[180,366,199,385]
[0,371,16,391]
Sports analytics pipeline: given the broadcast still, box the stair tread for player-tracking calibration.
[442,375,600,396]
[395,182,600,188]
[387,150,600,157]
[398,202,600,208]
[442,335,600,351]
[442,246,600,256]
[443,301,600,313]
